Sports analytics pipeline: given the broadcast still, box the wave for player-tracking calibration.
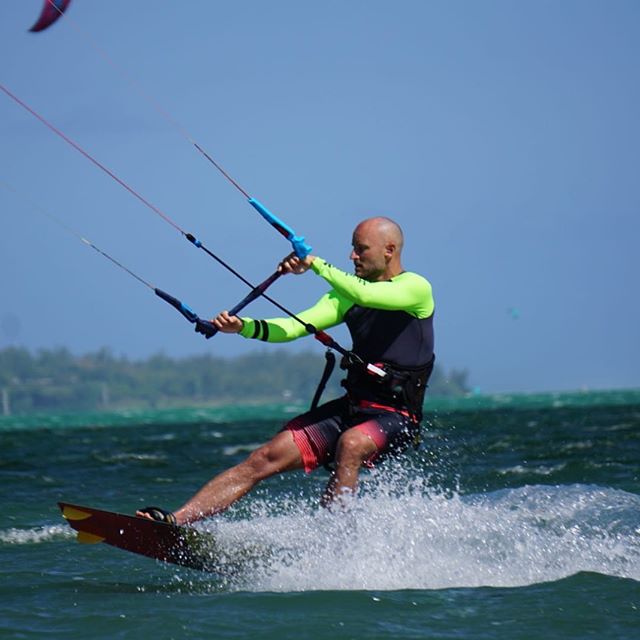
[6,472,638,594]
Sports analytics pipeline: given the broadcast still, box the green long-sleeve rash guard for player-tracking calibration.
[238,258,435,342]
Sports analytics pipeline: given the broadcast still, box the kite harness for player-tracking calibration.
[340,356,435,424]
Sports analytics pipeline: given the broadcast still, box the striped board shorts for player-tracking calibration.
[283,395,418,473]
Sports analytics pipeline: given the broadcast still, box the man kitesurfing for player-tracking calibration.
[138,215,435,525]
[0,81,435,530]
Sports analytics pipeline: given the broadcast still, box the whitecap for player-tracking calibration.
[222,443,261,456]
[0,525,74,545]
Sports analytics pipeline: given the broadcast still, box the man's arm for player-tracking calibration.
[310,258,434,318]
[237,289,351,342]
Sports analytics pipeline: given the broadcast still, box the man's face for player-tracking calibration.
[350,224,388,281]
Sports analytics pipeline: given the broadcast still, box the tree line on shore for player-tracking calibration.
[0,347,470,415]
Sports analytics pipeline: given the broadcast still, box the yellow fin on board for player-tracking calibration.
[62,506,92,521]
[77,531,105,544]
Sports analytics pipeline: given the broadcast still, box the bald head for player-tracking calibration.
[355,216,404,250]
[351,216,405,281]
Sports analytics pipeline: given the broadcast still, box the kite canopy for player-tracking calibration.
[29,0,72,33]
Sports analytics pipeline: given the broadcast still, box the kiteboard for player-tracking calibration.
[58,502,223,572]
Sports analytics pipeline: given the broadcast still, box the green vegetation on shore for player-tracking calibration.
[0,347,469,416]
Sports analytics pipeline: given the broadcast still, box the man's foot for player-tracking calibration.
[136,506,177,525]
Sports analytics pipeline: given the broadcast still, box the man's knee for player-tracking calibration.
[243,432,301,479]
[335,429,378,465]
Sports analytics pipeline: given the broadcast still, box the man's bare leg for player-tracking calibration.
[320,427,378,507]
[138,430,303,525]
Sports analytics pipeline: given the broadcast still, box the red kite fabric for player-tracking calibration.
[29,0,72,33]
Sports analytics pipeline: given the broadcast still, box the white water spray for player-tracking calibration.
[196,470,640,592]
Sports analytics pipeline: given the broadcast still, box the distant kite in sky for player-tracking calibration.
[29,0,72,32]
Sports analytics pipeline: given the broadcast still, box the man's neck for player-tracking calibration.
[372,263,404,282]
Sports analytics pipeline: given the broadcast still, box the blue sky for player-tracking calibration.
[1,1,638,394]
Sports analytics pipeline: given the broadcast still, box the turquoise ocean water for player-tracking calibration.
[1,390,639,639]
